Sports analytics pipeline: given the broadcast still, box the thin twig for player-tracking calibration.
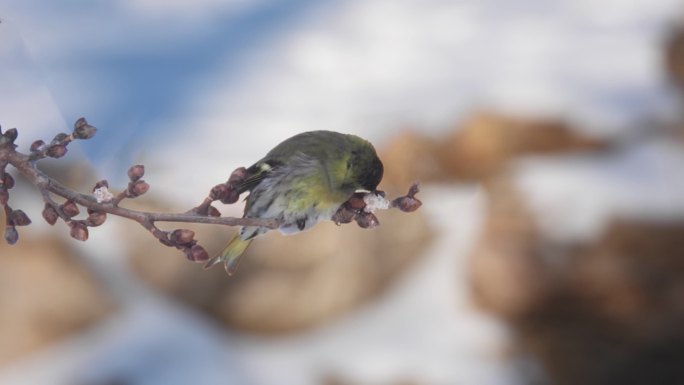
[5,150,279,228]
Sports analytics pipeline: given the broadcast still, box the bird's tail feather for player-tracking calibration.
[203,235,253,276]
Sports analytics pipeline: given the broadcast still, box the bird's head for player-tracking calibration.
[342,138,384,193]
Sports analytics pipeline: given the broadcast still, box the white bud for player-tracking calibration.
[93,186,114,203]
[363,193,390,213]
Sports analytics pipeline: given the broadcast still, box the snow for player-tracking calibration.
[363,193,391,213]
[515,139,684,243]
[93,186,114,203]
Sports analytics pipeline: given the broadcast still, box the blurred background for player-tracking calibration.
[1,1,684,384]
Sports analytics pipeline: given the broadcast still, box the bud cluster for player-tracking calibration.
[126,165,150,198]
[3,206,31,245]
[391,182,423,212]
[29,163,148,243]
[3,119,177,250]
[40,197,95,242]
[209,166,246,205]
[192,166,247,217]
[39,195,105,241]
[11,122,114,243]
[332,183,422,229]
[32,175,114,242]
[166,228,209,263]
[32,132,70,160]
[1,167,30,244]
[72,117,97,140]
[110,165,151,205]
[26,117,97,161]
[332,191,382,229]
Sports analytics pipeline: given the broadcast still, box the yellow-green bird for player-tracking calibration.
[204,130,384,275]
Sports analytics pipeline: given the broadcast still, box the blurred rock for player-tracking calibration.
[380,112,607,187]
[438,112,607,181]
[468,176,553,319]
[380,131,449,191]
[0,235,115,364]
[665,25,684,87]
[130,202,432,334]
[470,176,684,385]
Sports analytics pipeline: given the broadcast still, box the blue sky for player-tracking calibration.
[1,0,331,161]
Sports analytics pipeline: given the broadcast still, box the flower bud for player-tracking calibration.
[2,173,15,189]
[69,221,89,241]
[30,140,46,152]
[42,204,59,225]
[227,167,247,186]
[128,180,150,196]
[355,211,380,229]
[392,196,422,212]
[186,244,209,262]
[86,210,106,226]
[127,165,145,181]
[170,229,195,245]
[3,128,17,143]
[207,205,221,217]
[92,182,113,203]
[74,117,88,130]
[9,209,31,226]
[346,193,367,210]
[332,206,356,225]
[210,183,240,204]
[4,226,18,245]
[391,183,422,212]
[51,133,69,145]
[47,144,68,158]
[73,118,97,139]
[210,183,229,201]
[220,190,240,204]
[60,200,80,217]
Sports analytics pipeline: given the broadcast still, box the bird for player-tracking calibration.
[204,130,384,275]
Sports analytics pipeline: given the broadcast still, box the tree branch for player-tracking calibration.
[0,118,421,266]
